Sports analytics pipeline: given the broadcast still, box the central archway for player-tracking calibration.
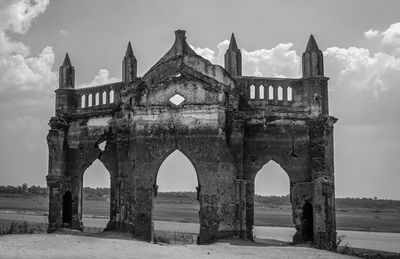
[253,160,293,242]
[153,149,200,243]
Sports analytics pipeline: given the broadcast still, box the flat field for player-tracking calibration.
[1,194,399,233]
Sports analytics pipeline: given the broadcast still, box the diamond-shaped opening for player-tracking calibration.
[169,94,185,106]
[98,141,106,151]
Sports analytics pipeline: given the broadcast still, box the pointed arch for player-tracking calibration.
[102,91,107,104]
[254,160,290,196]
[287,86,293,101]
[81,95,86,108]
[259,85,265,99]
[95,92,100,105]
[277,86,283,100]
[154,149,200,235]
[110,90,115,103]
[88,93,93,107]
[268,86,274,100]
[155,149,199,189]
[81,159,111,232]
[249,85,256,99]
[252,159,293,242]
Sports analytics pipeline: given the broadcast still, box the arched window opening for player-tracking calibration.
[95,92,100,105]
[88,94,93,107]
[259,85,265,99]
[82,160,110,233]
[253,161,293,242]
[278,86,283,100]
[154,150,199,243]
[287,87,293,101]
[302,201,313,241]
[102,92,107,104]
[81,95,86,108]
[268,86,274,100]
[62,190,72,227]
[110,90,115,103]
[250,85,256,99]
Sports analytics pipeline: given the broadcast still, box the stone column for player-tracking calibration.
[133,185,153,241]
[70,176,82,230]
[46,117,68,232]
[308,116,337,250]
[235,179,247,238]
[290,181,313,244]
[245,180,255,240]
[46,175,63,232]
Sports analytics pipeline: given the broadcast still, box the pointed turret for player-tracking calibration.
[228,33,239,50]
[59,53,75,88]
[122,41,137,82]
[224,33,242,77]
[305,34,319,52]
[125,41,134,57]
[63,53,71,66]
[302,34,324,77]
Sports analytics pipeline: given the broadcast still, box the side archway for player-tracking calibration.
[79,159,112,232]
[252,160,293,241]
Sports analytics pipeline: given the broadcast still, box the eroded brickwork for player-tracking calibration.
[46,30,337,250]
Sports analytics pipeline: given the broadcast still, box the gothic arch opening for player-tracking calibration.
[81,159,111,233]
[253,160,293,242]
[62,190,72,227]
[154,149,200,242]
[302,201,313,241]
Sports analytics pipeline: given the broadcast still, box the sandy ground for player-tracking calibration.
[0,233,356,259]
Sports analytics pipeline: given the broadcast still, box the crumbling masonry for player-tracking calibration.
[47,30,337,250]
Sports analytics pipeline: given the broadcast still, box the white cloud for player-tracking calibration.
[60,29,70,36]
[0,0,49,34]
[191,36,400,126]
[0,0,55,187]
[190,44,215,61]
[324,46,400,95]
[381,22,400,45]
[364,29,380,39]
[0,0,56,105]
[242,43,301,78]
[78,69,119,88]
[364,22,400,46]
[192,40,301,78]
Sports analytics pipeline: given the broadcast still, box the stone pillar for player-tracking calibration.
[105,175,117,231]
[228,115,244,178]
[245,180,255,240]
[290,181,313,244]
[46,117,68,232]
[133,185,153,241]
[46,175,63,232]
[234,178,247,238]
[198,190,220,244]
[308,116,337,250]
[70,176,82,230]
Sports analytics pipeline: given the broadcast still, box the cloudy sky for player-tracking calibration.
[0,0,400,199]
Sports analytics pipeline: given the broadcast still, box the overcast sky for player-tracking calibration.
[0,0,400,199]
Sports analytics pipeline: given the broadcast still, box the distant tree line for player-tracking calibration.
[1,185,399,209]
[82,187,110,201]
[0,184,47,195]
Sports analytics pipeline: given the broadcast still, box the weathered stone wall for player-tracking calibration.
[46,30,337,250]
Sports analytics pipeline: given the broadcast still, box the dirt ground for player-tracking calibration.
[0,233,356,259]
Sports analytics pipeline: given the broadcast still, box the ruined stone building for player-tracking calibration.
[47,30,337,250]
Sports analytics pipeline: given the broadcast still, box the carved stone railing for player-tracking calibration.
[235,77,310,112]
[74,82,125,111]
